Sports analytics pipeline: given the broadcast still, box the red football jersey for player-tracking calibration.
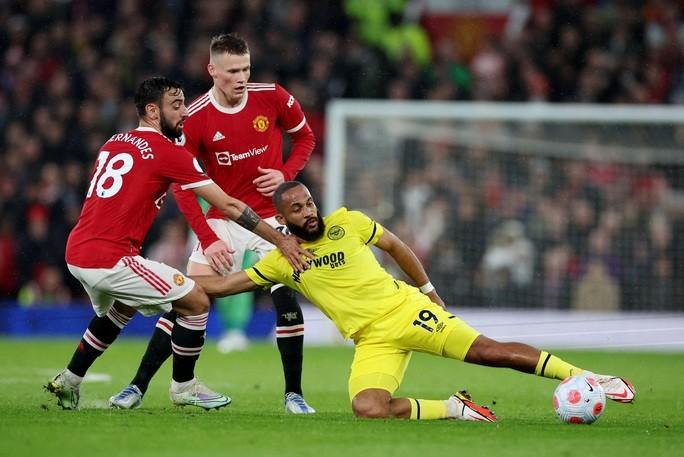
[181,83,310,220]
[66,127,213,268]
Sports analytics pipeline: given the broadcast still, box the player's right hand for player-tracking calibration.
[204,240,235,276]
[426,290,446,310]
[277,235,313,273]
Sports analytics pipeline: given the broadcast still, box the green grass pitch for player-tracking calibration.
[0,338,681,457]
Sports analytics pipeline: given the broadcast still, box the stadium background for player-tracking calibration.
[0,0,683,347]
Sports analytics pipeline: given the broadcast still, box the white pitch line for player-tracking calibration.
[561,340,684,350]
[494,327,684,339]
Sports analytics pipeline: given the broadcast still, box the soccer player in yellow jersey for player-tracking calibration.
[196,181,636,421]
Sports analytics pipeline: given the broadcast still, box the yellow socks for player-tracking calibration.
[535,351,583,380]
[408,398,448,420]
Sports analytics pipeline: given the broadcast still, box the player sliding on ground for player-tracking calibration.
[195,181,636,421]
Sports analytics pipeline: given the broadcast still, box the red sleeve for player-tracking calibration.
[171,183,220,249]
[172,107,218,249]
[275,84,316,180]
[160,145,212,190]
[282,124,315,180]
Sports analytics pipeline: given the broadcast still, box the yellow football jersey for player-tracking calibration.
[245,207,418,339]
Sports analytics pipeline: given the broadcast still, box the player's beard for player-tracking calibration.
[160,114,183,140]
[287,211,326,242]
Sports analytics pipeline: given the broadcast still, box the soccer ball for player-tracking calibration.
[553,375,606,424]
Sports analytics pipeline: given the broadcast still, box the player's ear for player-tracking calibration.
[145,102,159,120]
[207,63,216,78]
[275,214,286,225]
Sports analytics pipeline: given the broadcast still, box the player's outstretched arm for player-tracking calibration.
[192,271,259,298]
[172,183,234,273]
[374,228,446,309]
[192,183,312,272]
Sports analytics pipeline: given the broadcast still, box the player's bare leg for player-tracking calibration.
[460,334,635,402]
[352,388,496,422]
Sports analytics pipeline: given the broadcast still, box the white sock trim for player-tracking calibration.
[156,316,174,335]
[83,329,109,352]
[176,313,209,331]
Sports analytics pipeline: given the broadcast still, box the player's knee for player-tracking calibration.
[352,395,391,419]
[175,285,210,315]
[193,290,210,314]
[271,286,303,325]
[466,335,499,364]
[466,335,512,366]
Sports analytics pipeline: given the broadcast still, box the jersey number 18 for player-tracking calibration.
[86,151,134,199]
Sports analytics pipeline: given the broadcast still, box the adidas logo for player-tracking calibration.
[212,131,225,142]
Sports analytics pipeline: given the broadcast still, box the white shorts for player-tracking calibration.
[189,216,285,273]
[68,256,196,317]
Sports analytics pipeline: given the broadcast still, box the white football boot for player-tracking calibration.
[284,392,316,414]
[446,390,497,422]
[45,369,81,410]
[109,384,144,409]
[170,378,231,410]
[588,373,636,403]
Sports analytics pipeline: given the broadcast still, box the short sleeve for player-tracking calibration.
[347,210,384,245]
[275,84,307,133]
[245,251,288,287]
[162,146,213,190]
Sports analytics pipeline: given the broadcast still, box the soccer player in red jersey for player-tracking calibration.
[109,34,317,413]
[45,77,310,411]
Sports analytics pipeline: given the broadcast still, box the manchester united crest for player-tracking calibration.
[253,115,269,132]
[173,274,185,286]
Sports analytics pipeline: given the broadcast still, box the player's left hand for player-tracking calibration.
[253,167,285,197]
[204,240,235,275]
[426,290,446,310]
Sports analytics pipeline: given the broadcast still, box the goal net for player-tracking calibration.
[324,101,684,311]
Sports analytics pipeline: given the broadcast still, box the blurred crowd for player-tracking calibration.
[1,0,683,310]
[367,136,684,312]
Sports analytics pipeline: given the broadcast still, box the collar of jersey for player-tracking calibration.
[209,87,248,114]
[134,126,174,143]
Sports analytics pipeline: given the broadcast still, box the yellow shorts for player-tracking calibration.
[348,293,480,400]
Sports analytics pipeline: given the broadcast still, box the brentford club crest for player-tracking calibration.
[252,115,269,132]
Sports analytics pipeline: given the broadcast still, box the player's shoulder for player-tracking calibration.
[186,91,212,118]
[325,207,360,226]
[247,82,292,102]
[245,82,277,104]
[107,128,167,148]
[333,207,378,231]
[328,207,372,219]
[324,207,378,241]
[247,82,277,92]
